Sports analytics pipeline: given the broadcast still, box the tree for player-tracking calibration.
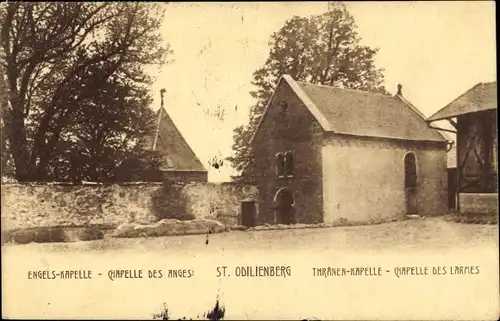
[42,61,163,182]
[0,3,171,182]
[227,3,388,182]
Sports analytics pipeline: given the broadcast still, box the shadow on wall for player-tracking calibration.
[181,183,259,226]
[1,182,258,230]
[151,183,195,221]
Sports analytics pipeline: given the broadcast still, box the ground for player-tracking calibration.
[5,216,495,252]
[2,217,499,320]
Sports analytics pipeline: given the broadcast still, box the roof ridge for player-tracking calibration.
[296,76,446,142]
[296,81,392,98]
[395,94,448,141]
[152,106,165,151]
[250,74,447,147]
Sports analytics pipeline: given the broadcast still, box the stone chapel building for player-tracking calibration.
[250,75,449,225]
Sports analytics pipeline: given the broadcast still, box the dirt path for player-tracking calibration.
[2,217,498,320]
[4,217,497,254]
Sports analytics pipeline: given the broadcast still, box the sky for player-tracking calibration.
[146,1,497,182]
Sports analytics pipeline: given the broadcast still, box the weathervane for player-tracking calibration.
[160,88,166,109]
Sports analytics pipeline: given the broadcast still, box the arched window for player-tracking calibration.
[276,153,285,177]
[285,151,294,177]
[404,152,418,188]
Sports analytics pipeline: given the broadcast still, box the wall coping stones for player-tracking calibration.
[1,181,165,187]
[1,181,257,188]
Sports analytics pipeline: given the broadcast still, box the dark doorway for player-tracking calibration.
[404,152,418,214]
[240,201,257,227]
[274,188,295,224]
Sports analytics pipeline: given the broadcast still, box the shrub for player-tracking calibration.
[76,228,104,241]
[12,227,67,244]
[151,184,195,221]
[35,227,68,243]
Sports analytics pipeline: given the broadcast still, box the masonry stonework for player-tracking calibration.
[252,81,324,225]
[1,182,257,230]
[251,75,449,225]
[182,182,258,226]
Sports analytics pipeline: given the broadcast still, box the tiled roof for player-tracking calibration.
[428,82,497,121]
[148,108,207,172]
[295,80,446,142]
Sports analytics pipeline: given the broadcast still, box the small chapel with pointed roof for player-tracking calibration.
[145,91,208,183]
[251,75,448,225]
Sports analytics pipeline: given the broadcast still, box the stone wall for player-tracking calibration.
[459,193,498,215]
[322,135,448,223]
[183,182,258,226]
[252,80,324,225]
[1,182,258,230]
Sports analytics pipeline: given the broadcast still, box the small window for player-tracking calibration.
[276,153,285,177]
[285,151,294,177]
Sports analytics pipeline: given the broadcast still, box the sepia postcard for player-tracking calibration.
[1,1,498,320]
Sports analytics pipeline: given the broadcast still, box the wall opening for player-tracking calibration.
[404,152,418,214]
[240,201,257,227]
[273,188,295,225]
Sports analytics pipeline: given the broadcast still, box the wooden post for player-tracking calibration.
[456,117,461,214]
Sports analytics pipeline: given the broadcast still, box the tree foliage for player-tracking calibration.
[227,3,388,182]
[0,2,171,182]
